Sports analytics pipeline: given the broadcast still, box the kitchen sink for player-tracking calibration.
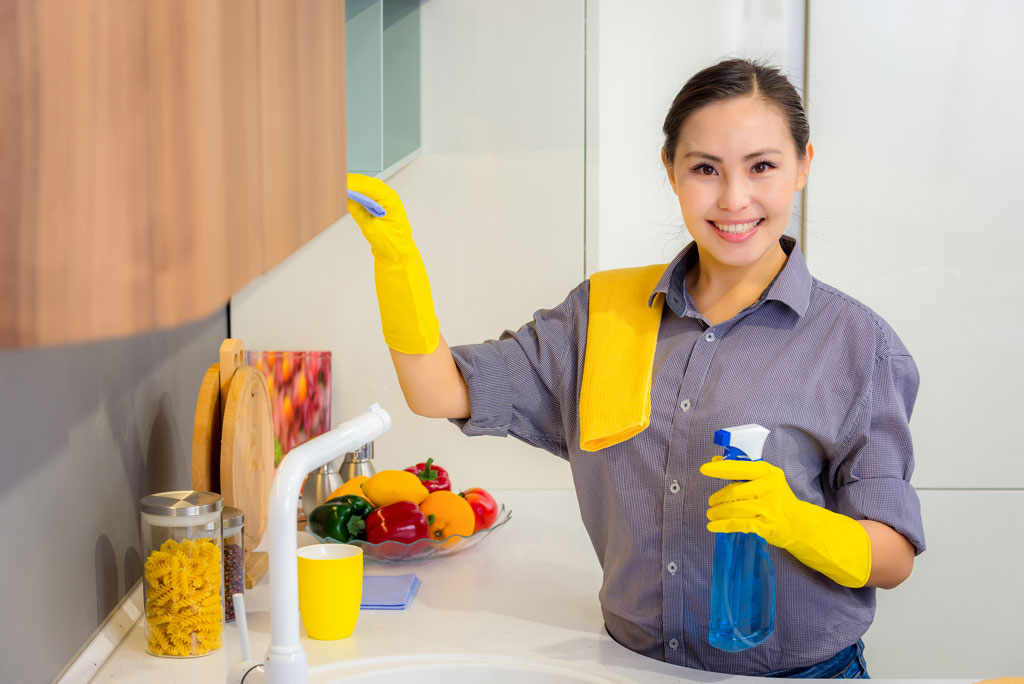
[310,653,636,683]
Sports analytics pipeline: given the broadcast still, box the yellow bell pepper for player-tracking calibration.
[361,470,429,508]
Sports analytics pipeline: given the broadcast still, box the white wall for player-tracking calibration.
[804,1,1024,677]
[231,0,584,491]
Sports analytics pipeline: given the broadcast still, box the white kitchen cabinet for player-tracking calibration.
[807,1,1024,676]
[805,0,1024,489]
[864,489,1024,678]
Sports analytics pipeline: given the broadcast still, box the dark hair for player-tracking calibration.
[662,58,809,164]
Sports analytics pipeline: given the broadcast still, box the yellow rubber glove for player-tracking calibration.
[347,173,440,355]
[700,459,872,588]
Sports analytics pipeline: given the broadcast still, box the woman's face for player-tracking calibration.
[663,95,812,271]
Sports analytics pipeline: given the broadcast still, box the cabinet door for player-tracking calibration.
[0,0,347,348]
[805,0,1024,489]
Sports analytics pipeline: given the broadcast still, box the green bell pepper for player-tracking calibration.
[309,494,374,542]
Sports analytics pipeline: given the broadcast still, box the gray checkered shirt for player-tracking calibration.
[449,236,925,675]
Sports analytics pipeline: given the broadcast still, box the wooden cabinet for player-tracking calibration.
[0,0,348,348]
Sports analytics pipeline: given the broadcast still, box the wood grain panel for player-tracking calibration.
[259,1,348,269]
[0,0,348,348]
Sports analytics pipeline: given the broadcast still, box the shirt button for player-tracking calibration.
[680,399,691,411]
[669,480,680,494]
[704,331,715,342]
[668,638,679,650]
[666,561,677,575]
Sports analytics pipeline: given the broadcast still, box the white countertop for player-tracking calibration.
[90,490,971,683]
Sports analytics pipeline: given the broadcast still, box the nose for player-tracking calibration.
[718,175,751,212]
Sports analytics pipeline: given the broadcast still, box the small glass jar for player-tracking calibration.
[221,506,245,622]
[140,491,223,658]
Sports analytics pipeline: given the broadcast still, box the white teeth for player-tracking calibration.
[713,220,760,234]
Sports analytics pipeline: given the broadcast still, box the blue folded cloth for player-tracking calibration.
[347,189,387,217]
[361,573,420,610]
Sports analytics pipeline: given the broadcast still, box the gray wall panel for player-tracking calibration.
[0,309,227,683]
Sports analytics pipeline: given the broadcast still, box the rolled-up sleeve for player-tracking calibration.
[447,284,585,459]
[834,351,926,554]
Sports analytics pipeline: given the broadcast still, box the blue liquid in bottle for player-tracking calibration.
[708,428,776,652]
[709,530,775,651]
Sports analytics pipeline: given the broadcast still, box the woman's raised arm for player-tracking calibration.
[347,174,470,419]
[390,337,470,419]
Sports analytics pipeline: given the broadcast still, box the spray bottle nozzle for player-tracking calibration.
[714,424,770,462]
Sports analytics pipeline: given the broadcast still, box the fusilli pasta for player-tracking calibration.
[144,537,222,656]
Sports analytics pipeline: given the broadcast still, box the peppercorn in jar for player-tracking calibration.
[221,506,245,622]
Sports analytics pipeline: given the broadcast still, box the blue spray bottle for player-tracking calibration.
[708,424,775,652]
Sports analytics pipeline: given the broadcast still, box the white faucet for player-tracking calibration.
[228,404,392,684]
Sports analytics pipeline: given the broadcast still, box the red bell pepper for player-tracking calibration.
[364,501,430,545]
[404,458,451,493]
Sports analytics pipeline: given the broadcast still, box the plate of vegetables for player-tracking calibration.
[305,459,512,563]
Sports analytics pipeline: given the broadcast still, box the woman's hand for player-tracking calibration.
[348,174,470,418]
[347,173,440,355]
[700,459,873,588]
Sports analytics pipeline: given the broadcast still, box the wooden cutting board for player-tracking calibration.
[191,338,273,588]
[220,364,275,553]
[191,363,221,493]
[191,338,244,493]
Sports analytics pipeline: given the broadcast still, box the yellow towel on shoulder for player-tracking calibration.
[579,264,668,451]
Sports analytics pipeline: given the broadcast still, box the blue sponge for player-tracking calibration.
[361,574,420,610]
[347,189,387,217]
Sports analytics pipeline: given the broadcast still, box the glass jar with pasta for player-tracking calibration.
[140,491,224,657]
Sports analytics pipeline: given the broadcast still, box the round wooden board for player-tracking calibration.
[191,363,221,492]
[220,365,275,551]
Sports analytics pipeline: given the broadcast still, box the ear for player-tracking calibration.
[795,142,814,192]
[661,148,678,195]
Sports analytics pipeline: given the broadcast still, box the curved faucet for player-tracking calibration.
[229,404,392,684]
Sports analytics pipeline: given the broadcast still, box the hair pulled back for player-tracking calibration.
[662,59,809,164]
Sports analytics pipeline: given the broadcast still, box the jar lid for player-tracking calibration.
[140,490,223,517]
[222,506,245,528]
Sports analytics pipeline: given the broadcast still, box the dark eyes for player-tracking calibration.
[689,160,778,176]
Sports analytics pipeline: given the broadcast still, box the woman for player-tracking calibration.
[347,58,924,678]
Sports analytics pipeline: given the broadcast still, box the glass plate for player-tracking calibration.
[305,504,512,563]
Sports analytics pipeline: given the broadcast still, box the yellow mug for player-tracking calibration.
[297,543,363,640]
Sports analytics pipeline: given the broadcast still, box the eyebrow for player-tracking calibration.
[683,148,784,162]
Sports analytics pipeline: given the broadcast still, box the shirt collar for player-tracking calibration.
[648,235,812,318]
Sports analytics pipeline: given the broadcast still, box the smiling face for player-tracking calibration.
[663,94,813,272]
